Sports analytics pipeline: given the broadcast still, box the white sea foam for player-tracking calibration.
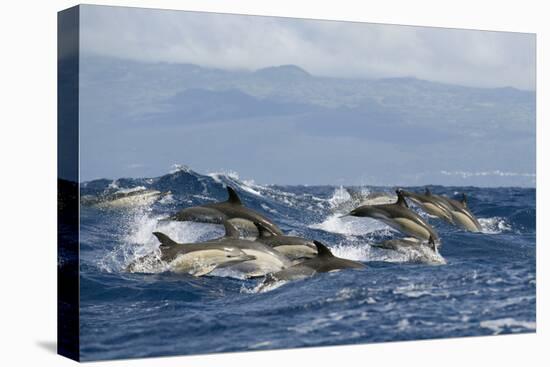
[328,186,353,208]
[479,318,535,335]
[479,217,512,234]
[441,170,536,178]
[380,245,447,265]
[260,203,278,215]
[208,170,267,198]
[241,278,287,293]
[158,192,175,205]
[248,341,273,349]
[125,212,222,247]
[309,214,389,236]
[330,242,374,261]
[115,186,147,194]
[393,284,437,298]
[397,318,411,331]
[330,238,445,264]
[108,180,119,190]
[169,164,192,174]
[287,312,345,334]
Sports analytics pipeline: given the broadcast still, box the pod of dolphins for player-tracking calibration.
[126,185,483,289]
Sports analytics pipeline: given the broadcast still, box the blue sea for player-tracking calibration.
[78,168,536,361]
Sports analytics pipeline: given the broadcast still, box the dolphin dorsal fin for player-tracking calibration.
[396,191,409,208]
[226,186,242,205]
[313,241,334,257]
[153,232,179,247]
[425,188,432,196]
[253,221,277,238]
[223,220,240,238]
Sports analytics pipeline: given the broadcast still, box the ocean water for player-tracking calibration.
[77,168,536,361]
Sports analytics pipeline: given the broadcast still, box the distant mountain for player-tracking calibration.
[254,65,311,80]
[78,55,535,186]
[80,54,535,136]
[150,87,312,124]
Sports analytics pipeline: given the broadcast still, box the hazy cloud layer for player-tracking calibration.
[80,5,535,90]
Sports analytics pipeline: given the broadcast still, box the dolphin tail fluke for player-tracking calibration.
[153,232,178,247]
[313,240,334,257]
[226,186,242,205]
[428,235,438,252]
[253,221,278,238]
[461,193,468,208]
[396,190,409,208]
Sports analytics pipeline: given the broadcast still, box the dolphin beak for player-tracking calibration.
[242,254,256,262]
[338,213,351,218]
[158,216,174,222]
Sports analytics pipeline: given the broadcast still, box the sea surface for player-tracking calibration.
[77,168,536,361]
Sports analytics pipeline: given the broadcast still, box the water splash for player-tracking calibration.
[309,213,389,236]
[98,207,224,273]
[479,217,512,234]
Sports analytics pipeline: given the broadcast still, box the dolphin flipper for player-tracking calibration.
[253,221,278,238]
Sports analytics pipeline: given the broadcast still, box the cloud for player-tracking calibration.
[80,5,535,90]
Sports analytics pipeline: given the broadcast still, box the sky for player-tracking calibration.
[76,5,536,186]
[80,5,535,90]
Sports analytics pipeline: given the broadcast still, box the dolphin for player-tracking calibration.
[82,188,170,208]
[213,221,293,277]
[168,186,283,235]
[253,222,317,261]
[398,188,454,223]
[371,237,433,251]
[429,190,482,232]
[343,190,439,247]
[126,232,256,276]
[331,188,396,213]
[371,237,444,264]
[258,241,364,290]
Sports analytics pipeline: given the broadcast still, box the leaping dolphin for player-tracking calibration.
[372,237,432,251]
[428,190,482,232]
[343,190,439,248]
[371,237,444,264]
[398,188,454,223]
[214,221,293,277]
[253,222,317,261]
[168,186,284,235]
[82,188,170,209]
[258,241,364,290]
[126,232,255,276]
